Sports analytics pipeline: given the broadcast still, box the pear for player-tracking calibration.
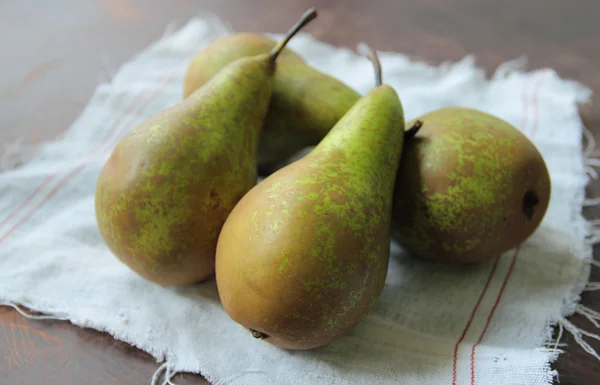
[94,9,318,286]
[215,49,414,349]
[392,107,551,263]
[183,33,360,173]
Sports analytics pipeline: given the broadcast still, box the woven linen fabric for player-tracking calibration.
[1,15,598,385]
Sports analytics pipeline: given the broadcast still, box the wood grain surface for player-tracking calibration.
[1,0,599,384]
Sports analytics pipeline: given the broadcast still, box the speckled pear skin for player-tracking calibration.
[392,107,551,263]
[183,33,361,172]
[215,85,405,349]
[94,55,274,286]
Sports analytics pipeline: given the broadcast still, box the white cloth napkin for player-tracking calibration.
[1,15,599,385]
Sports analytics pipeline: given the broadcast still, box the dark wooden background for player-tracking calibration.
[1,0,599,384]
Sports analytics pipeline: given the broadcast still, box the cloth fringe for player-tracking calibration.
[0,301,70,321]
[544,322,566,352]
[583,125,600,203]
[585,282,600,291]
[557,120,600,363]
[576,304,600,328]
[0,300,188,384]
[151,362,180,385]
[559,317,600,361]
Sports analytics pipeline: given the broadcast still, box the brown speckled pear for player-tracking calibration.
[94,9,318,286]
[392,107,551,263]
[215,50,410,349]
[183,33,360,173]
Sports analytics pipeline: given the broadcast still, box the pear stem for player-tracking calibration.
[404,120,423,139]
[365,48,383,87]
[269,8,318,64]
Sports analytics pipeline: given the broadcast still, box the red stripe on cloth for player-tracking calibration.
[451,257,501,385]
[0,165,86,244]
[0,175,54,230]
[451,72,544,384]
[469,248,519,385]
[0,90,147,234]
[0,62,184,245]
[470,72,547,385]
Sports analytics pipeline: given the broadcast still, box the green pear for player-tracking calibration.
[94,9,318,286]
[215,49,414,349]
[392,107,551,263]
[183,33,360,173]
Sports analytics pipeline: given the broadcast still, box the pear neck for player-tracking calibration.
[312,87,405,184]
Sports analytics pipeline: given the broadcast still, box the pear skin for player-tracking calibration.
[183,33,360,172]
[392,107,551,263]
[183,33,303,91]
[216,52,406,349]
[95,9,318,285]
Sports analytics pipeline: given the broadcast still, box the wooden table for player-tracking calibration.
[1,0,599,384]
